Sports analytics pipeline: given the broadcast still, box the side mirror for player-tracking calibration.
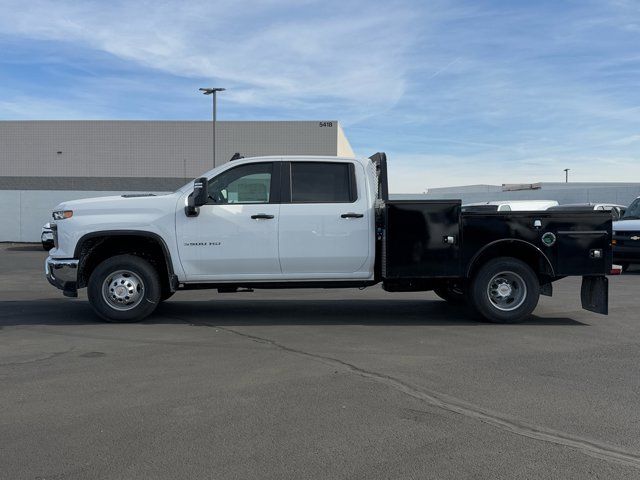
[185,177,208,217]
[192,177,209,206]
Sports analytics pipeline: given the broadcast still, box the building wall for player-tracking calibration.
[336,124,355,157]
[0,120,345,190]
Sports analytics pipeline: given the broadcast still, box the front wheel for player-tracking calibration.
[87,254,161,322]
[469,257,540,324]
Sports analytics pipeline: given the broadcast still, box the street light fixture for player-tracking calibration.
[199,87,226,168]
[564,168,570,183]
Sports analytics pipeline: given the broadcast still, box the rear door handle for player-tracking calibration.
[251,214,275,220]
[341,213,364,219]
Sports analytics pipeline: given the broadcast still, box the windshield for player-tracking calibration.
[622,199,640,220]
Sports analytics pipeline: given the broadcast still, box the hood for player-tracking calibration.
[613,219,640,232]
[53,192,178,216]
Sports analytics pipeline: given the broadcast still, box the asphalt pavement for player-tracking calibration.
[1,243,640,479]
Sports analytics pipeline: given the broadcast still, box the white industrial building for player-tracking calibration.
[0,120,354,242]
[422,182,640,206]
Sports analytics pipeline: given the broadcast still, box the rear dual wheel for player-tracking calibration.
[469,257,540,324]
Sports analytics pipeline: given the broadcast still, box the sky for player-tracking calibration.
[0,0,639,192]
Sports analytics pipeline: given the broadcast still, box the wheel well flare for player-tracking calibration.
[467,240,554,281]
[76,233,171,290]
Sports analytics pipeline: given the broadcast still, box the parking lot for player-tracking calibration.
[1,243,640,479]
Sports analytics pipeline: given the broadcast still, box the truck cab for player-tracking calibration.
[176,156,375,282]
[46,153,612,324]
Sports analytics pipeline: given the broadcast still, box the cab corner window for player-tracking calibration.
[291,162,356,203]
[207,163,273,204]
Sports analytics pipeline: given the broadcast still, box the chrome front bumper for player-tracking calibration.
[45,257,79,297]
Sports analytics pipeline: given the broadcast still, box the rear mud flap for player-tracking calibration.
[581,276,608,315]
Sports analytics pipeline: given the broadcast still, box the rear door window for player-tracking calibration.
[290,162,356,203]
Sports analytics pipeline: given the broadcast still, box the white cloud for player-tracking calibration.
[0,96,104,120]
[0,0,417,121]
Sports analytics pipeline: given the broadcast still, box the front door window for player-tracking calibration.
[208,163,272,204]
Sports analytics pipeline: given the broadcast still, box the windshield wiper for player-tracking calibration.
[622,215,640,220]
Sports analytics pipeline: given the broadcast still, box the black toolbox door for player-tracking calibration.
[556,230,609,275]
[384,200,461,278]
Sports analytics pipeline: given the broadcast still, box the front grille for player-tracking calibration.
[614,231,640,246]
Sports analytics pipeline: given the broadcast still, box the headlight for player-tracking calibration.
[53,210,73,220]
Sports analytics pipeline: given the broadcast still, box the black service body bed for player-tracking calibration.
[381,200,612,313]
[383,200,612,278]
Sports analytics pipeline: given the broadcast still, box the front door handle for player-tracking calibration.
[251,214,275,220]
[341,212,364,219]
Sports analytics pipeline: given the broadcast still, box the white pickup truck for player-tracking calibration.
[46,153,612,324]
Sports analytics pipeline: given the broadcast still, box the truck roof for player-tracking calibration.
[176,154,376,194]
[228,154,364,163]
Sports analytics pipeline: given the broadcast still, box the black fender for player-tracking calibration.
[466,238,555,279]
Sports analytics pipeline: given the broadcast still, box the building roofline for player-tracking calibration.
[0,119,340,123]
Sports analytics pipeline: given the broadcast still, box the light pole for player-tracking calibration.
[199,87,226,168]
[564,168,570,183]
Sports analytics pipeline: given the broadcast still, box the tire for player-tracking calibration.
[469,257,540,324]
[433,282,466,305]
[87,254,161,322]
